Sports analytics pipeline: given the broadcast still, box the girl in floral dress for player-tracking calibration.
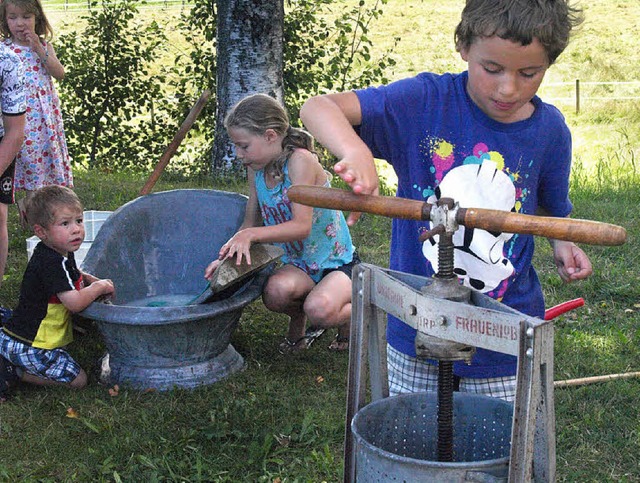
[204,94,359,353]
[0,0,72,226]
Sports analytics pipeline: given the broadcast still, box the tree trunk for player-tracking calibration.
[212,0,284,176]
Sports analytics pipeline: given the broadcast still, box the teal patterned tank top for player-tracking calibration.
[254,161,355,283]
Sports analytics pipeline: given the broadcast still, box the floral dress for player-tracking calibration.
[4,39,73,190]
[254,161,355,283]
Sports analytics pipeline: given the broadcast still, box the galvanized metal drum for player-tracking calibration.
[351,392,512,482]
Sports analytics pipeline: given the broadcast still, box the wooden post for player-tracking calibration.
[139,90,211,196]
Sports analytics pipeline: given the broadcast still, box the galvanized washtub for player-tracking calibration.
[80,189,268,391]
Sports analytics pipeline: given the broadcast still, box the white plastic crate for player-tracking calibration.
[26,210,113,266]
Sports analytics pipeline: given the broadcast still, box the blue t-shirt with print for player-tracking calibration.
[355,71,573,378]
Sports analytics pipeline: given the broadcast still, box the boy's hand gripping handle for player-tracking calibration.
[287,185,627,246]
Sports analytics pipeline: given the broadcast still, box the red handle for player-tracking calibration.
[544,298,585,320]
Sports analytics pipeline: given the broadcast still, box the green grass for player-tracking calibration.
[2,0,640,481]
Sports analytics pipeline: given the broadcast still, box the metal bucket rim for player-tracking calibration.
[351,391,512,469]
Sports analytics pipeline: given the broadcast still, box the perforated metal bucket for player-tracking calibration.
[351,392,513,482]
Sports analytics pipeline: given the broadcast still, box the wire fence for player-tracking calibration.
[44,0,193,12]
[538,80,640,113]
[43,0,640,115]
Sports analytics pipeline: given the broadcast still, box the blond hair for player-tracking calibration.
[25,186,83,229]
[224,94,318,180]
[0,0,54,40]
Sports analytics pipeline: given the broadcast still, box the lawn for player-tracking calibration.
[1,0,640,481]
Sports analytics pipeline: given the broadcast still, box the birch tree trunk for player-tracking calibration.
[212,0,284,175]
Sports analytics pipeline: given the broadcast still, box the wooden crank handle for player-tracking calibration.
[287,185,627,247]
[287,185,431,220]
[458,208,626,246]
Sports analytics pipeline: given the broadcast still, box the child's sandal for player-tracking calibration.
[304,326,326,341]
[278,326,327,355]
[278,336,310,354]
[328,333,350,352]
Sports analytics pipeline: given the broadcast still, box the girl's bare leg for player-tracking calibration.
[262,265,315,350]
[304,271,352,350]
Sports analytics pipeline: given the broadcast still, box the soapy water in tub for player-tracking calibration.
[125,294,196,307]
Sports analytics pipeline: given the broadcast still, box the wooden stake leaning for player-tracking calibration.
[139,90,211,196]
[554,371,640,388]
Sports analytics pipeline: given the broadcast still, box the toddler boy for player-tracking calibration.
[0,186,114,401]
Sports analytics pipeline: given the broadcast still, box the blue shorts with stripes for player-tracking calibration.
[0,330,81,383]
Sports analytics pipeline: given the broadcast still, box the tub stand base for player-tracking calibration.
[99,345,246,391]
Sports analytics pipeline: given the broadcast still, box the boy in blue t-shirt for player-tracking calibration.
[300,0,592,401]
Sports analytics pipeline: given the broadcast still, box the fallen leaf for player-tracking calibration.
[316,375,325,384]
[275,434,290,447]
[66,407,79,419]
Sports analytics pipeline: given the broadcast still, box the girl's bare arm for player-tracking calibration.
[25,33,65,81]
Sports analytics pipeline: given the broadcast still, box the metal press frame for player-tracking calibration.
[343,263,556,482]
[284,183,626,483]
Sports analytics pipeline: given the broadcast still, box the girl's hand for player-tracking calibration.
[204,259,222,281]
[220,230,255,265]
[552,240,593,283]
[24,31,45,57]
[204,229,258,280]
[22,36,65,81]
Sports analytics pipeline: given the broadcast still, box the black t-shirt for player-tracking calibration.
[3,242,81,348]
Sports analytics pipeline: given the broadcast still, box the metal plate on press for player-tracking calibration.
[367,266,544,356]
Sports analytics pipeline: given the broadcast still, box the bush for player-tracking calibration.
[56,0,397,175]
[56,0,178,173]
